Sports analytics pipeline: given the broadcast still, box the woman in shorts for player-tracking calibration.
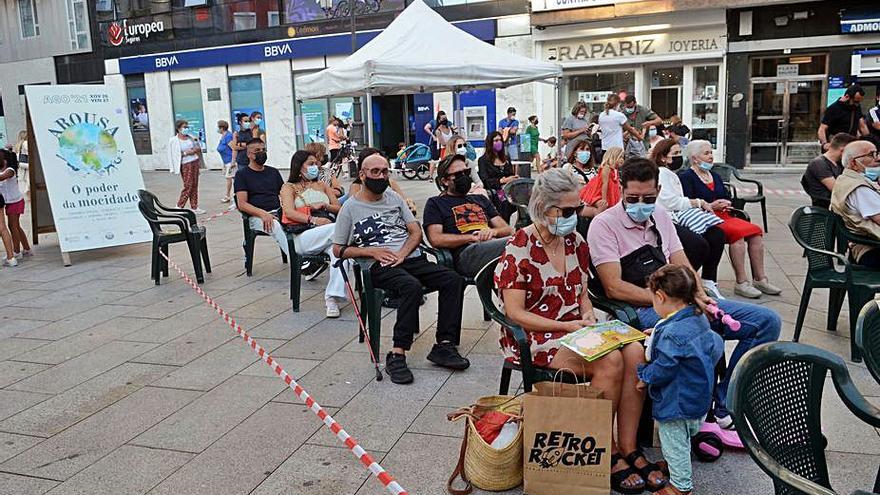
[0,150,29,262]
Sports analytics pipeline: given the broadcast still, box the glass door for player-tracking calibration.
[650,67,683,121]
[749,78,824,166]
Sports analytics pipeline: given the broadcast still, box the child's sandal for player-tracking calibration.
[625,449,669,491]
[652,484,690,495]
[611,453,646,494]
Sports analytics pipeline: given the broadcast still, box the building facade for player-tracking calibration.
[0,0,94,147]
[726,1,880,168]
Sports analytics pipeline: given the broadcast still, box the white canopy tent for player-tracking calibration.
[294,0,562,98]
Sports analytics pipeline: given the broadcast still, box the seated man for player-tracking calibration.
[332,153,469,384]
[234,138,287,252]
[587,157,781,429]
[423,154,514,278]
[802,132,856,208]
[831,139,880,268]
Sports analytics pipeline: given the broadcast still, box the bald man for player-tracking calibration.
[830,140,880,268]
[332,154,469,384]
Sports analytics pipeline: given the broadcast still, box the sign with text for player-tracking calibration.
[25,85,150,252]
[543,30,724,63]
[841,9,880,33]
[531,0,638,13]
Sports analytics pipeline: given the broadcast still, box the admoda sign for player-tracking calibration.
[107,19,166,46]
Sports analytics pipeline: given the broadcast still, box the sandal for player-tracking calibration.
[625,449,669,491]
[653,485,690,495]
[611,453,646,494]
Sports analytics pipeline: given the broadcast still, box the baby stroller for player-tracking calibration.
[396,143,432,180]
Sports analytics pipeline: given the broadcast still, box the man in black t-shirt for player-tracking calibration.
[424,154,514,277]
[819,85,869,151]
[801,133,856,208]
[233,138,287,254]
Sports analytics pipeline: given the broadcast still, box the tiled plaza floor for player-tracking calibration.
[0,169,878,494]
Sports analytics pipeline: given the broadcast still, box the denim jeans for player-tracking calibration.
[637,299,781,418]
[658,418,702,492]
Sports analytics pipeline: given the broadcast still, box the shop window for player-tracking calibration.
[566,71,635,116]
[268,10,280,26]
[18,0,40,38]
[751,55,827,78]
[126,77,152,155]
[229,75,264,132]
[300,99,328,147]
[171,80,206,148]
[692,65,720,148]
[233,12,257,31]
[651,67,683,121]
[65,0,89,50]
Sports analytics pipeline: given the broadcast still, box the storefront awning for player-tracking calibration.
[294,0,562,99]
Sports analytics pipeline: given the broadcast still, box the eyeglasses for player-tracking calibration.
[623,194,658,204]
[549,203,585,217]
[855,151,880,161]
[364,168,390,178]
[250,148,266,153]
[445,169,471,180]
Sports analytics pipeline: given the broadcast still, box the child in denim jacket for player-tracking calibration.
[637,265,723,494]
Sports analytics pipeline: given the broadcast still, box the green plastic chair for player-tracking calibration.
[855,299,880,386]
[833,212,880,266]
[728,341,880,495]
[788,206,880,362]
[503,178,534,230]
[238,208,330,312]
[714,163,768,233]
[137,189,211,285]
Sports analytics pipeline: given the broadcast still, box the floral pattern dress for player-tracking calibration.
[494,228,591,367]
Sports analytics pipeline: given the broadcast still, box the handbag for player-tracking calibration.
[619,218,666,288]
[674,207,723,235]
[280,187,335,234]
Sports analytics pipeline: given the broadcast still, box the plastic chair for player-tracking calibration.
[833,213,880,266]
[137,189,210,285]
[503,177,534,230]
[714,163,768,233]
[430,245,490,322]
[238,208,330,312]
[855,299,880,386]
[728,341,880,495]
[789,206,880,362]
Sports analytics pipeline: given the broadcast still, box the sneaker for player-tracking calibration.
[325,300,341,318]
[702,280,725,300]
[716,414,736,430]
[220,197,230,203]
[2,257,18,267]
[21,249,33,257]
[13,251,22,259]
[734,281,762,299]
[385,352,414,384]
[192,208,206,215]
[427,342,471,371]
[753,278,782,296]
[304,261,329,281]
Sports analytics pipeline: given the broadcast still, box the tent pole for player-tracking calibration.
[452,89,460,132]
[554,77,560,149]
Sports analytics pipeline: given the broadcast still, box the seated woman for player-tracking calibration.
[279,150,348,318]
[561,139,598,186]
[650,138,726,300]
[679,140,781,299]
[478,131,517,223]
[350,147,417,214]
[495,168,667,494]
[303,142,344,198]
[444,135,486,196]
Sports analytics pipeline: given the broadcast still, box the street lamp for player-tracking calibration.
[319,0,366,148]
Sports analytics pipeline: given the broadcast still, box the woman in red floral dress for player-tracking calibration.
[494,168,659,494]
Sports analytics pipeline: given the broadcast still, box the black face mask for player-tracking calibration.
[450,174,473,194]
[254,152,268,165]
[364,177,389,195]
[669,156,683,171]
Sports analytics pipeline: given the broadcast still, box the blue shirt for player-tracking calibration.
[498,118,520,146]
[637,305,724,422]
[679,169,730,203]
[217,131,233,164]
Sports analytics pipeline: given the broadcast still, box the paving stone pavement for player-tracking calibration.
[0,170,878,494]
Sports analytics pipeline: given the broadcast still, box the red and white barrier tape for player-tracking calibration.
[157,251,408,495]
[201,208,234,223]
[735,187,807,197]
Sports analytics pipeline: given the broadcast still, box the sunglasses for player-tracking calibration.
[623,194,658,204]
[549,203,585,217]
[445,169,471,180]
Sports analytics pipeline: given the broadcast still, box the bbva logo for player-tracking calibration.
[264,43,293,58]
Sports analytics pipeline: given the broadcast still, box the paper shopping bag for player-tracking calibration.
[522,381,612,495]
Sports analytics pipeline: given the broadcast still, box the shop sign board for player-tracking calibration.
[531,0,638,13]
[841,10,880,33]
[776,64,799,78]
[543,29,724,63]
[24,84,150,252]
[106,18,166,46]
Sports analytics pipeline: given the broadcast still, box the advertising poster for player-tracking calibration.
[25,84,151,252]
[301,101,326,143]
[334,102,353,122]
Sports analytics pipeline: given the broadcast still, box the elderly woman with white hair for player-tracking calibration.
[494,168,667,494]
[679,140,780,299]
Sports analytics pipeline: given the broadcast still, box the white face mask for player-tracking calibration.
[456,146,467,156]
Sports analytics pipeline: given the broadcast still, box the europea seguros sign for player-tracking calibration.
[107,18,166,47]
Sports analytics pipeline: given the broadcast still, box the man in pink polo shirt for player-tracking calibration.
[587,157,780,429]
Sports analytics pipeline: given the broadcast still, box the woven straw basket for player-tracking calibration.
[447,395,523,494]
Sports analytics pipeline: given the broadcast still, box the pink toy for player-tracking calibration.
[706,304,741,331]
[692,421,745,462]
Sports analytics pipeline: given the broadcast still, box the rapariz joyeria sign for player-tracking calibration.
[545,31,724,62]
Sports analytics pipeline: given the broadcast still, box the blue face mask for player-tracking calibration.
[625,202,656,223]
[576,150,591,164]
[698,161,714,171]
[549,213,578,237]
[304,164,320,180]
[865,167,880,182]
